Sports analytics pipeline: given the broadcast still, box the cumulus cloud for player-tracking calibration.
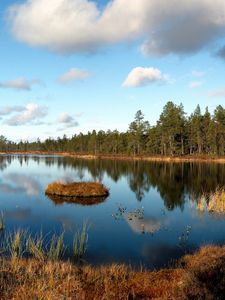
[3,103,48,126]
[58,68,90,83]
[7,0,225,56]
[0,105,24,116]
[0,78,40,91]
[122,67,168,88]
[189,81,203,89]
[57,112,79,130]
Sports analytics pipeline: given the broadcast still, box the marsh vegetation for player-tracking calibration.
[45,181,109,198]
[0,244,224,300]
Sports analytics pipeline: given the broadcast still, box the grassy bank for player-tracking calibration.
[0,244,224,299]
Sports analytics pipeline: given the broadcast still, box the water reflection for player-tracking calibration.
[0,173,40,196]
[5,208,31,220]
[0,155,225,268]
[46,194,108,206]
[124,214,161,234]
[1,155,225,209]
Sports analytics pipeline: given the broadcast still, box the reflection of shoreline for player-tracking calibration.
[3,152,225,163]
[197,190,225,215]
[46,194,108,206]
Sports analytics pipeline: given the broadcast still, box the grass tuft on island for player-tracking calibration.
[45,181,109,198]
[0,244,224,299]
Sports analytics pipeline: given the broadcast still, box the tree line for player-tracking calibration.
[1,101,225,156]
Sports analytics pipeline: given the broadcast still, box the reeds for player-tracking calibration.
[0,223,89,263]
[47,233,65,261]
[73,222,89,260]
[0,211,4,231]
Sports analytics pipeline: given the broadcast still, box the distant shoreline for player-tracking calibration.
[2,151,225,163]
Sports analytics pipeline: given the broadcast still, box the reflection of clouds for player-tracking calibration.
[5,208,31,221]
[0,173,41,196]
[142,243,187,268]
[124,213,161,234]
[56,215,75,232]
[0,183,23,194]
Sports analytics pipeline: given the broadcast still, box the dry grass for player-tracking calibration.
[0,244,224,299]
[45,181,109,198]
[197,188,225,214]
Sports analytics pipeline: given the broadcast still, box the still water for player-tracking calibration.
[0,155,225,269]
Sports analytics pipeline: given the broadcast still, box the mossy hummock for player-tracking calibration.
[45,181,109,198]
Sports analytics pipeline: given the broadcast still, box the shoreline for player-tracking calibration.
[0,244,224,299]
[2,151,225,163]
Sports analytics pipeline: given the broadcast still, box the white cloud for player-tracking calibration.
[208,88,225,98]
[0,105,24,116]
[122,67,168,88]
[57,112,79,130]
[4,103,48,126]
[0,78,40,91]
[7,0,225,56]
[189,81,203,89]
[58,68,90,83]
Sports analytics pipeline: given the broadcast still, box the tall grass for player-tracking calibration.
[0,225,89,263]
[47,233,65,261]
[27,233,45,262]
[73,222,90,261]
[7,230,28,260]
[0,211,4,231]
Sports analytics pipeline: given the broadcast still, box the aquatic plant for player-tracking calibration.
[0,211,4,231]
[8,230,28,260]
[178,225,192,248]
[47,233,65,261]
[73,222,89,261]
[27,233,45,262]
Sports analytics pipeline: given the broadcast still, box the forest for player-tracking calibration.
[1,101,225,156]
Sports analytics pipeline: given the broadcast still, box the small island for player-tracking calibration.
[45,181,109,198]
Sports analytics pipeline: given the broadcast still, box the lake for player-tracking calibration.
[0,154,225,269]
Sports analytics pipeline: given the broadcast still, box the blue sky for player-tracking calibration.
[1,0,225,141]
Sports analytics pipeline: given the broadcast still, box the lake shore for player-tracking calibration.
[0,244,224,300]
[3,151,225,163]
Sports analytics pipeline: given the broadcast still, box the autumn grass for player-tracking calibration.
[0,223,89,263]
[45,181,109,198]
[0,244,224,300]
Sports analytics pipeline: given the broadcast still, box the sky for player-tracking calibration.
[0,0,225,142]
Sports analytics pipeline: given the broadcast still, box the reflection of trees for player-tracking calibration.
[53,158,225,210]
[2,155,225,211]
[128,161,150,201]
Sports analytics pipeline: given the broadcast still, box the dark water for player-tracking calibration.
[0,155,225,269]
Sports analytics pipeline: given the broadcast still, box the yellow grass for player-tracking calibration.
[0,244,224,299]
[45,181,109,198]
